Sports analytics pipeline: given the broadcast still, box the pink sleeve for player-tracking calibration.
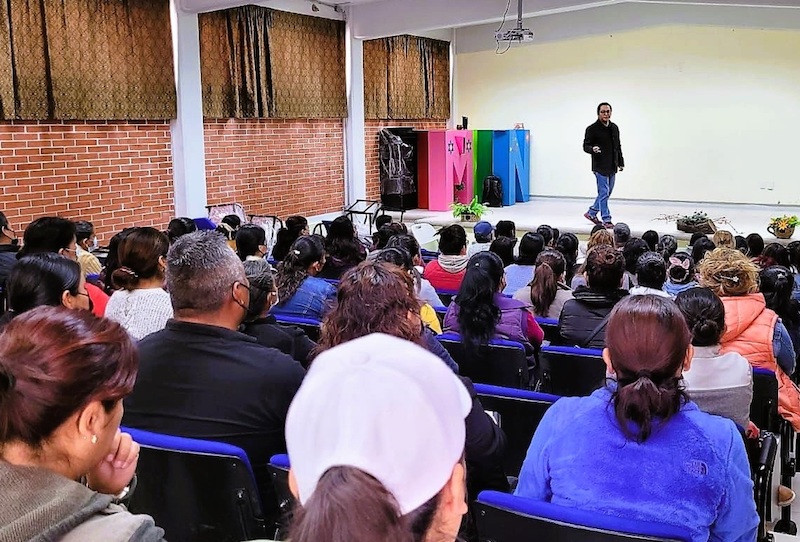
[526,312,544,346]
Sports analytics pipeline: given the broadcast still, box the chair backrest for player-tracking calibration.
[122,426,267,542]
[438,332,530,389]
[475,491,692,542]
[312,220,333,237]
[267,454,294,537]
[420,248,440,264]
[751,368,779,433]
[272,314,322,342]
[436,289,459,307]
[193,217,217,231]
[474,384,560,476]
[249,215,284,250]
[535,317,561,344]
[207,203,247,225]
[538,345,606,397]
[410,222,439,250]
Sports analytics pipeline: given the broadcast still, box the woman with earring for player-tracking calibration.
[272,235,336,320]
[104,227,172,341]
[0,306,165,541]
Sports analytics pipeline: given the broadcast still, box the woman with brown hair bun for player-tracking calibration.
[0,306,164,541]
[516,295,758,542]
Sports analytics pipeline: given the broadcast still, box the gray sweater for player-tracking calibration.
[0,461,164,542]
[682,346,753,429]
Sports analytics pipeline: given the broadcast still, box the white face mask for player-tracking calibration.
[91,237,99,251]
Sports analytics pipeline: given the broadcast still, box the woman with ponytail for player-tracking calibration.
[516,295,758,542]
[444,252,543,355]
[513,250,572,319]
[104,227,172,340]
[272,235,336,320]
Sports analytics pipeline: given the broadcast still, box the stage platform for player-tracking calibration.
[384,197,800,244]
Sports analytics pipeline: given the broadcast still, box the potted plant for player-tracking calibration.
[768,215,800,239]
[676,211,717,235]
[450,196,488,222]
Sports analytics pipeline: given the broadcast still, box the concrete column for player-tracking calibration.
[344,17,367,204]
[169,1,208,217]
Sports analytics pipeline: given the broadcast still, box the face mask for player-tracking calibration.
[91,237,99,251]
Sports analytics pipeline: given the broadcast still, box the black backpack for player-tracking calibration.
[482,175,503,207]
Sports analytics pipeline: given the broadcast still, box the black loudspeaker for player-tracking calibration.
[462,116,468,130]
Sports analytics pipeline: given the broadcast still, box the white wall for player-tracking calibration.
[456,23,800,205]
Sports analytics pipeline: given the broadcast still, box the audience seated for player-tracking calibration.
[514,249,573,320]
[0,306,164,541]
[515,295,759,542]
[316,261,509,500]
[467,220,494,257]
[0,211,19,286]
[761,265,800,358]
[375,247,442,334]
[374,213,393,230]
[790,240,800,300]
[385,234,443,307]
[165,217,196,244]
[370,223,405,252]
[559,245,628,349]
[495,220,516,241]
[216,213,242,250]
[698,248,800,430]
[319,215,367,279]
[746,233,765,259]
[489,236,516,267]
[123,231,305,522]
[444,252,543,357]
[691,237,716,265]
[572,229,624,289]
[104,227,172,341]
[755,242,791,269]
[503,232,542,295]
[712,230,734,249]
[688,232,706,250]
[235,224,269,262]
[621,238,649,287]
[99,227,135,295]
[554,232,579,285]
[271,215,309,262]
[629,252,670,297]
[423,224,469,291]
[641,229,659,251]
[676,287,753,429]
[285,334,471,542]
[241,259,316,365]
[536,225,554,247]
[16,217,108,317]
[74,220,102,276]
[664,253,698,297]
[613,222,630,249]
[735,235,749,255]
[657,234,678,260]
[273,235,336,320]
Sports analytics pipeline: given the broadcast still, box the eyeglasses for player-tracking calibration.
[62,247,78,253]
[599,110,611,114]
[76,292,90,298]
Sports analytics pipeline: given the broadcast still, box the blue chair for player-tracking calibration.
[438,332,530,389]
[420,248,439,263]
[432,305,447,328]
[267,454,294,537]
[193,217,217,231]
[435,289,459,306]
[271,314,322,342]
[122,426,269,542]
[535,316,561,344]
[475,384,559,477]
[537,345,606,397]
[475,491,692,542]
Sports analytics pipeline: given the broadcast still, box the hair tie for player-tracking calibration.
[0,370,15,393]
[121,267,139,279]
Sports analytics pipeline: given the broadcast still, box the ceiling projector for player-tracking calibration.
[495,28,535,43]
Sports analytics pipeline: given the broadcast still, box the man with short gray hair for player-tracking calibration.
[124,231,305,527]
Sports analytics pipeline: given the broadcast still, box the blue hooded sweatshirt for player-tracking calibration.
[515,386,758,542]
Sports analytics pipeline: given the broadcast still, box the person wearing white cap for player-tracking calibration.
[285,333,472,542]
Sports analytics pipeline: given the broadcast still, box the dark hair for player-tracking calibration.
[317,261,422,352]
[551,228,560,245]
[591,224,605,235]
[288,466,440,542]
[517,233,544,266]
[735,235,749,255]
[691,237,716,265]
[375,247,414,272]
[585,245,625,291]
[221,214,242,230]
[667,252,695,284]
[216,223,236,241]
[636,252,667,290]
[6,254,82,316]
[536,225,553,247]
[641,230,659,252]
[375,215,393,230]
[0,306,137,448]
[235,225,267,261]
[758,243,791,269]
[675,287,726,347]
[689,232,705,247]
[622,238,649,275]
[529,250,566,317]
[100,227,135,295]
[111,227,169,291]
[372,224,406,251]
[272,216,309,262]
[746,233,764,257]
[455,252,504,348]
[74,220,95,244]
[597,102,612,114]
[555,233,579,284]
[276,236,326,303]
[489,237,515,267]
[17,217,76,259]
[438,224,467,256]
[606,295,690,442]
[656,235,678,260]
[386,234,422,263]
[167,217,197,244]
[788,241,800,272]
[495,220,516,239]
[326,216,365,265]
[760,266,800,328]
[243,259,275,322]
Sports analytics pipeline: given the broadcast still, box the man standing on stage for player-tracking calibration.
[583,102,624,228]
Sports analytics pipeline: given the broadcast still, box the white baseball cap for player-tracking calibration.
[285,333,472,515]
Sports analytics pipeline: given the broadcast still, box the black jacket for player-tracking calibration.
[242,315,316,366]
[558,286,628,349]
[583,120,624,176]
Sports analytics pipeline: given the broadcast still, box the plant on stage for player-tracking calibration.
[674,211,717,235]
[451,197,489,221]
[769,215,800,230]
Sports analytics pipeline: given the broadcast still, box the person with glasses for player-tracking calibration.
[583,102,625,229]
[123,231,305,533]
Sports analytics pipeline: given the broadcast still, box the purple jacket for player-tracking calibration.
[444,293,530,347]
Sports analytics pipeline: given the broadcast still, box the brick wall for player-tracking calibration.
[0,121,174,240]
[205,118,345,218]
[364,119,448,201]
